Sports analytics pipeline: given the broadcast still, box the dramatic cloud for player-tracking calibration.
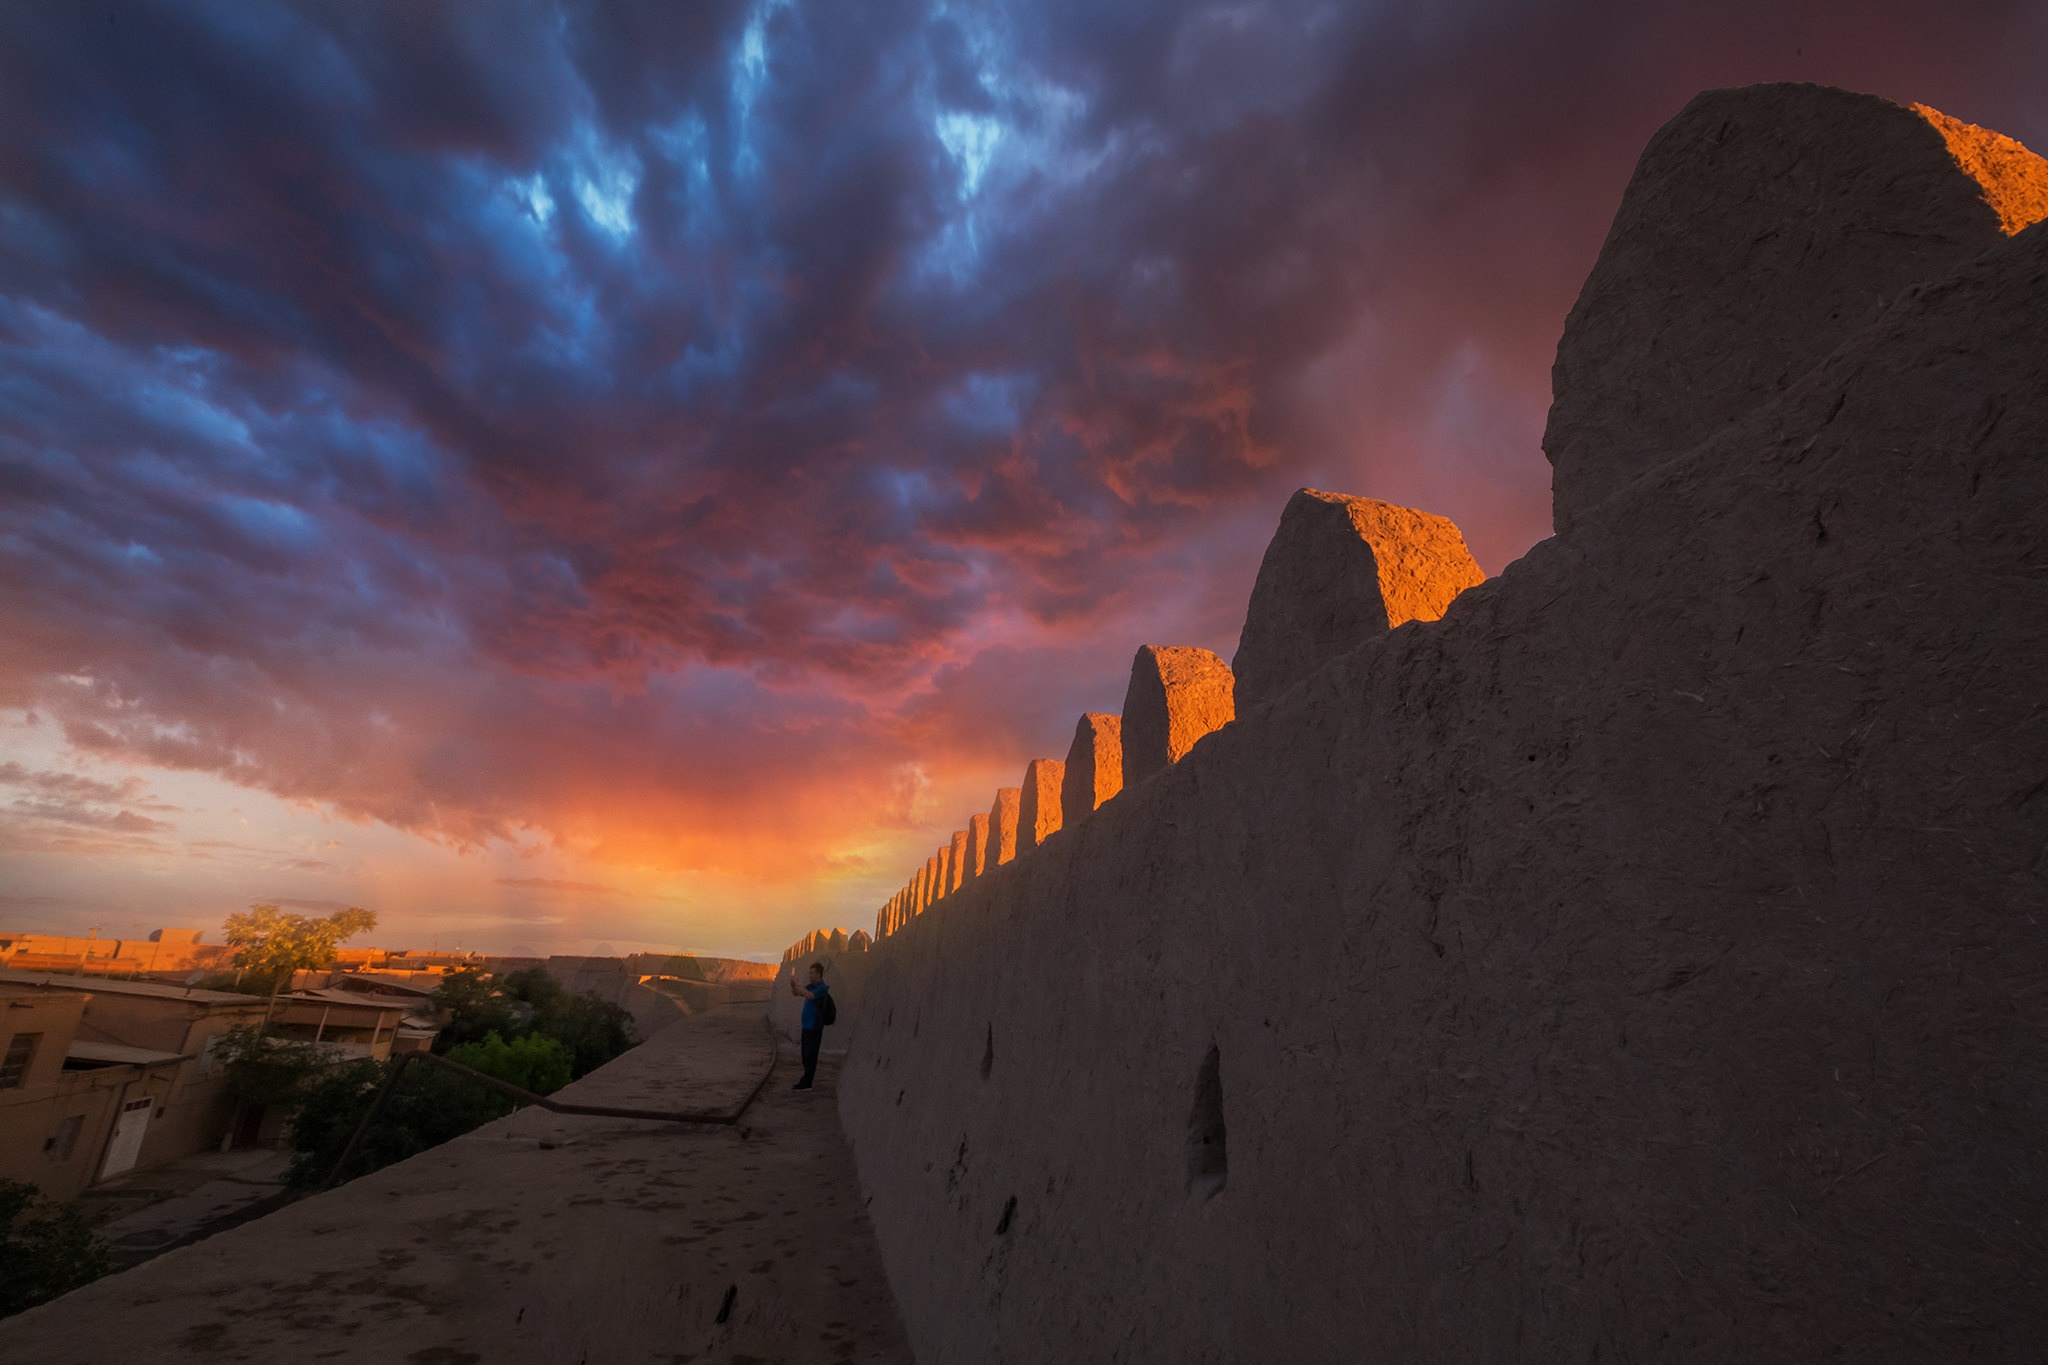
[1,1,2041,935]
[0,759,177,856]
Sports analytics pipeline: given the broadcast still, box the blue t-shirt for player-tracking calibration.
[802,980,830,1030]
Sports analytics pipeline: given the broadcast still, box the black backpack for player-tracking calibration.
[818,991,838,1026]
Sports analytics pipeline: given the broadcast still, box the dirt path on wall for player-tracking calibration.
[7,1005,913,1365]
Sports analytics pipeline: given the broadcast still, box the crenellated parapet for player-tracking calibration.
[863,481,1490,941]
[1017,760,1062,852]
[779,924,872,964]
[1120,646,1235,783]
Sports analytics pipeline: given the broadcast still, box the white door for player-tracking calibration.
[99,1096,153,1179]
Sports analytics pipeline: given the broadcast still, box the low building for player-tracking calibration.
[324,972,442,1004]
[0,927,233,979]
[266,989,415,1062]
[0,971,277,1192]
[0,981,194,1200]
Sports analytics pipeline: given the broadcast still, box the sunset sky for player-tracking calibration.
[2,1,2041,958]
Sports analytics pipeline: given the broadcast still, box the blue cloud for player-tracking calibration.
[0,0,2037,865]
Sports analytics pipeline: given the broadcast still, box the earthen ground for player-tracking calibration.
[9,1005,913,1365]
[81,1147,292,1271]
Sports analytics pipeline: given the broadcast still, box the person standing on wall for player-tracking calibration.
[787,961,833,1091]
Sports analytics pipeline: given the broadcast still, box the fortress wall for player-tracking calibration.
[988,788,1021,867]
[619,981,689,1036]
[1232,489,1485,710]
[542,955,632,997]
[769,945,887,1053]
[1017,760,1062,851]
[1543,83,2048,533]
[550,954,777,1038]
[965,813,990,881]
[625,954,779,986]
[1059,714,1122,827]
[1119,645,1236,784]
[838,89,2048,1363]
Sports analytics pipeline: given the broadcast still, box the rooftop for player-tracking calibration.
[0,970,266,1006]
[285,987,418,1011]
[65,1040,190,1067]
[329,972,440,996]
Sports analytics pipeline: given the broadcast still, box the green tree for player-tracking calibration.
[446,1031,572,1095]
[433,967,630,1077]
[283,1059,509,1190]
[286,1034,568,1190]
[499,969,631,1078]
[430,965,524,1051]
[500,966,564,1010]
[214,1025,333,1112]
[0,1180,109,1319]
[283,963,635,1190]
[529,989,634,1078]
[222,903,377,994]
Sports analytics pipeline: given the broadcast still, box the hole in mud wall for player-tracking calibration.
[1186,1044,1228,1201]
[980,1024,994,1081]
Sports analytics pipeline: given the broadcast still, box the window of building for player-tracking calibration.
[0,1033,38,1089]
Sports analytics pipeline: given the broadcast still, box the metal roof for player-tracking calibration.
[0,969,265,1006]
[282,988,414,1012]
[65,1040,190,1067]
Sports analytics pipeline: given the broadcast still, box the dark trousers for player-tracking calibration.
[799,1027,823,1087]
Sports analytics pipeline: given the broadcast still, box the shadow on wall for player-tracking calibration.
[833,85,2048,1363]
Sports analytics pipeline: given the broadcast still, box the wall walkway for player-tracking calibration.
[10,1006,912,1364]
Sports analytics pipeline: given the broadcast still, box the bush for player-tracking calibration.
[215,1026,333,1111]
[446,1032,572,1096]
[438,966,633,1078]
[287,1033,571,1190]
[529,990,633,1078]
[285,1058,511,1190]
[0,1180,109,1319]
[289,966,635,1190]
[431,965,526,1052]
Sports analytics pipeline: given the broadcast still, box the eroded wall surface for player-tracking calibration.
[836,88,2048,1363]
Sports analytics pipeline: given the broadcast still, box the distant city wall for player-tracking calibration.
[539,954,776,1037]
[826,86,2048,1361]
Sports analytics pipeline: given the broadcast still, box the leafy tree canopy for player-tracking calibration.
[431,965,525,1051]
[292,965,636,1191]
[288,1033,570,1189]
[284,1058,506,1190]
[530,989,633,1079]
[432,966,630,1078]
[0,1180,109,1319]
[222,903,377,994]
[446,1031,571,1096]
[214,1025,335,1111]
